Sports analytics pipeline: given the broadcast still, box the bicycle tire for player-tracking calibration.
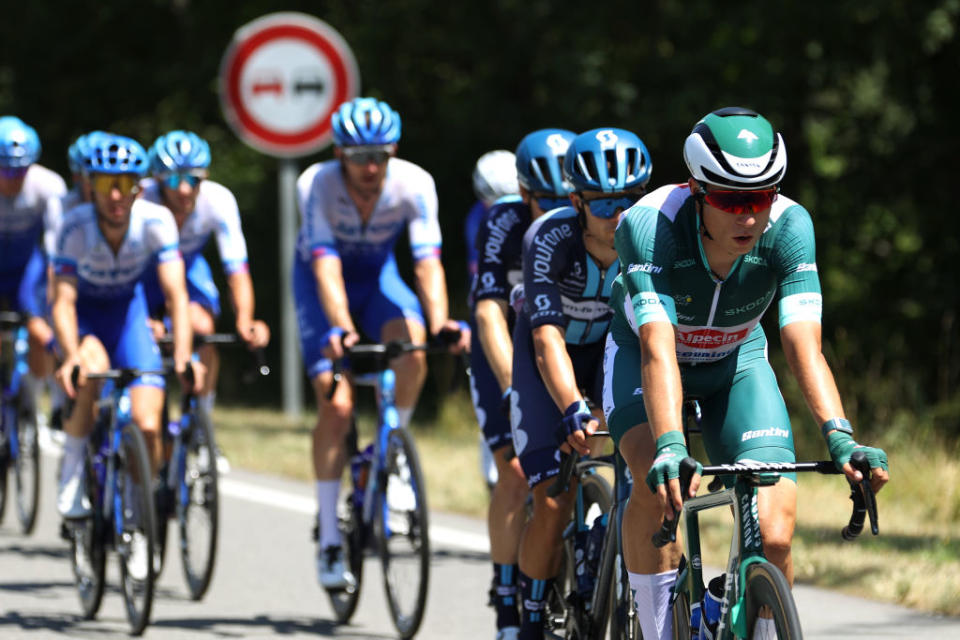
[14,399,40,534]
[670,591,690,640]
[377,427,429,639]
[70,453,106,619]
[0,451,7,525]
[326,496,365,623]
[117,423,157,636]
[547,471,613,639]
[743,562,803,640]
[603,505,643,640]
[179,408,219,600]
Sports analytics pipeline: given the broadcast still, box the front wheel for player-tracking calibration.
[70,454,106,619]
[179,409,219,600]
[325,496,365,623]
[604,506,642,639]
[117,423,157,636]
[670,591,690,640]
[377,428,429,639]
[14,402,40,534]
[743,562,803,640]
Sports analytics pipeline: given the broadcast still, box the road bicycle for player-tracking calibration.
[0,311,40,534]
[653,402,879,640]
[322,340,449,639]
[153,333,269,600]
[545,434,641,639]
[63,366,165,636]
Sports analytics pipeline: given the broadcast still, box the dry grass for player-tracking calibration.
[213,394,960,615]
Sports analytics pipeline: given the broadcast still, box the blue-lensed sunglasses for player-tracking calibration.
[534,195,569,212]
[160,171,206,189]
[583,195,637,219]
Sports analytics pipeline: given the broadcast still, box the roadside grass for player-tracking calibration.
[214,393,960,616]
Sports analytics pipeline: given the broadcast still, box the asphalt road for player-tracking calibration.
[1,434,958,639]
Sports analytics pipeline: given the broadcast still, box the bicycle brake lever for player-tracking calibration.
[850,450,879,535]
[652,457,699,547]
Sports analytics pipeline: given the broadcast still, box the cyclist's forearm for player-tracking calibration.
[313,256,357,333]
[475,298,512,392]
[532,324,581,410]
[639,322,684,439]
[781,321,845,427]
[52,297,79,361]
[413,257,449,335]
[226,270,256,326]
[158,260,193,367]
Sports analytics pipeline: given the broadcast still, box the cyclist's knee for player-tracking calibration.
[190,303,216,335]
[394,349,426,378]
[494,457,529,508]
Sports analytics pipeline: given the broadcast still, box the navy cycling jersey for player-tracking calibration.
[519,206,619,345]
[471,195,527,306]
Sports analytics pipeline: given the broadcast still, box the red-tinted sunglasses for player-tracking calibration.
[702,187,778,215]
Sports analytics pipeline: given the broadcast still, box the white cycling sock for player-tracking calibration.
[396,407,413,428]
[316,480,341,549]
[753,616,778,640]
[60,434,87,485]
[629,569,677,640]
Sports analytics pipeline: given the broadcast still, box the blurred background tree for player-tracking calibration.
[2,0,956,439]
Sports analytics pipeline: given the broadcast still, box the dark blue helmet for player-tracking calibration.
[149,130,211,174]
[331,97,401,147]
[0,116,41,168]
[83,134,149,176]
[563,128,652,193]
[515,128,576,195]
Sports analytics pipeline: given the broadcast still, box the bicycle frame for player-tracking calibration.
[0,323,28,460]
[87,377,135,542]
[353,366,402,531]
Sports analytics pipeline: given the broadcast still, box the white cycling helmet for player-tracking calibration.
[472,150,519,206]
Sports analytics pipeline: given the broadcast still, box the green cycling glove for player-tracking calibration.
[823,419,888,473]
[645,431,702,494]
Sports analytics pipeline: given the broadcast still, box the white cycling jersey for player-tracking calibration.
[54,199,180,299]
[140,178,248,274]
[295,158,442,272]
[0,164,67,270]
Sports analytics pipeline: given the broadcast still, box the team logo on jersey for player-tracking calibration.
[678,327,749,348]
[534,294,551,311]
[738,129,759,143]
[546,134,571,154]
[627,262,662,274]
[674,293,693,306]
[595,129,618,148]
[481,272,496,290]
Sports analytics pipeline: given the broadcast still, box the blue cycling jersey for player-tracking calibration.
[519,206,620,345]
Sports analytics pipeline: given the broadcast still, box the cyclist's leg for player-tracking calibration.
[511,316,572,640]
[18,249,55,378]
[112,286,167,472]
[294,255,355,586]
[604,331,681,640]
[700,330,797,583]
[359,256,426,426]
[471,332,527,633]
[184,254,221,403]
[58,334,109,518]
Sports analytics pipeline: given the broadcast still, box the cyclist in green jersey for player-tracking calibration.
[563,108,889,640]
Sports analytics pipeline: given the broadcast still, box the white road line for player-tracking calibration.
[41,425,489,554]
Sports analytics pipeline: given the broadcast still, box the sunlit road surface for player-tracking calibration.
[1,431,958,639]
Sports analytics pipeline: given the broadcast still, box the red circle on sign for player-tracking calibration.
[220,14,359,157]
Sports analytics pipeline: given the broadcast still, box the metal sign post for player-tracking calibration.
[219,12,359,416]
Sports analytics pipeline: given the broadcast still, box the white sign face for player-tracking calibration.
[240,39,336,135]
[220,13,359,157]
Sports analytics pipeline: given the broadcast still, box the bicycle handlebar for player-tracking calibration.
[156,332,270,379]
[651,452,879,548]
[0,310,25,328]
[325,339,459,400]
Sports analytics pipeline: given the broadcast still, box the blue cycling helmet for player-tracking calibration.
[515,128,576,196]
[563,128,653,193]
[148,130,211,174]
[67,130,106,174]
[83,134,149,176]
[331,97,401,147]
[0,116,41,168]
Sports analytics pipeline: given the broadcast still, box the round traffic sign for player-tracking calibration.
[219,13,360,157]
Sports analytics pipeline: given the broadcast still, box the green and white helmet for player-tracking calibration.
[683,107,786,189]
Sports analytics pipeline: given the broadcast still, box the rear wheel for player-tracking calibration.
[377,427,429,639]
[326,495,365,623]
[0,447,7,525]
[670,591,690,640]
[603,505,642,639]
[14,398,40,534]
[179,409,219,600]
[744,562,803,640]
[117,424,156,636]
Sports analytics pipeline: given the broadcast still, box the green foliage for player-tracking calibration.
[1,1,957,432]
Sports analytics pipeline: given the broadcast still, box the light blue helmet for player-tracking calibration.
[515,128,576,196]
[67,130,106,174]
[83,133,149,176]
[563,128,653,193]
[0,116,41,168]
[148,130,211,174]
[331,97,401,147]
